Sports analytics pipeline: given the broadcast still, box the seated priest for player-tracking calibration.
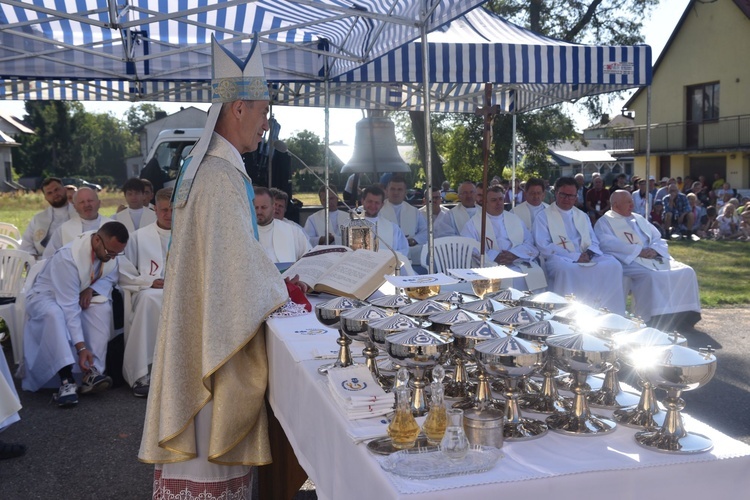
[533,177,625,314]
[361,185,409,257]
[511,177,549,231]
[304,185,348,247]
[113,177,157,233]
[254,187,310,264]
[420,186,451,237]
[20,177,77,260]
[379,174,428,266]
[43,187,113,259]
[22,222,129,407]
[118,188,173,398]
[435,181,480,237]
[594,190,701,329]
[461,185,547,292]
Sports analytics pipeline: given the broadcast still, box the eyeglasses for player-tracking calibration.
[97,235,124,257]
[557,192,578,200]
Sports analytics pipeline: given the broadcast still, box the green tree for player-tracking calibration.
[285,130,325,167]
[125,103,163,134]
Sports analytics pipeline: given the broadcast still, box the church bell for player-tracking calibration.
[341,116,411,174]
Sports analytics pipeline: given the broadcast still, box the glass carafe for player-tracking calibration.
[422,365,448,445]
[440,408,469,460]
[387,368,420,449]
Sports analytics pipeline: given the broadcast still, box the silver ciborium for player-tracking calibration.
[369,294,414,311]
[427,309,478,335]
[489,306,551,328]
[385,328,453,416]
[459,298,507,318]
[519,291,570,311]
[448,320,508,405]
[544,332,618,435]
[399,299,451,324]
[611,328,687,429]
[474,335,549,440]
[485,287,526,306]
[433,290,473,306]
[315,296,367,373]
[340,305,393,381]
[631,344,717,453]
[515,320,575,414]
[367,314,423,389]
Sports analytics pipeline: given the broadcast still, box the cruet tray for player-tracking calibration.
[380,445,502,479]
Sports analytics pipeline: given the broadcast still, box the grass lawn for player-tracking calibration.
[2,191,748,307]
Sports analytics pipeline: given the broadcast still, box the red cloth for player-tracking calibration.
[285,280,312,311]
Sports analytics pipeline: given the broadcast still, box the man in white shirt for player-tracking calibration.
[113,178,157,234]
[20,177,76,259]
[43,187,113,259]
[22,222,129,407]
[437,181,480,237]
[304,185,348,246]
[595,190,701,329]
[270,187,303,228]
[419,186,450,236]
[379,175,427,266]
[533,177,625,314]
[632,178,653,218]
[511,178,548,231]
[461,186,547,291]
[254,187,310,263]
[118,188,173,397]
[361,185,409,257]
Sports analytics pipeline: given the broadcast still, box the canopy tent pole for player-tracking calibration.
[511,113,517,209]
[420,4,435,274]
[478,83,493,267]
[324,65,331,241]
[645,86,652,217]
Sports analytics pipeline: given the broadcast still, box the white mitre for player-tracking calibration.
[175,34,268,208]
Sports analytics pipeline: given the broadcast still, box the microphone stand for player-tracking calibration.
[274,141,401,276]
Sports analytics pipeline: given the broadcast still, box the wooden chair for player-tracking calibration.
[420,236,479,273]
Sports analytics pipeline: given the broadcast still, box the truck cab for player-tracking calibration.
[144,128,203,187]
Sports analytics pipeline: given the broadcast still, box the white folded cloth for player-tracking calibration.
[327,365,395,420]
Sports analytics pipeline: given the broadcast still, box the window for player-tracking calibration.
[687,82,720,122]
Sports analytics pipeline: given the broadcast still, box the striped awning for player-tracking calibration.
[0,0,486,100]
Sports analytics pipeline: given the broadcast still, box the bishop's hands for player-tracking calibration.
[285,274,309,294]
[284,274,312,312]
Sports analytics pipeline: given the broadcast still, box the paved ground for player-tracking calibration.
[1,306,748,499]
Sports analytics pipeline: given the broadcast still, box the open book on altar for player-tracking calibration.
[281,245,398,300]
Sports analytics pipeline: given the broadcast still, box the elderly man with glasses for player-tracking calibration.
[21,222,129,408]
[533,177,625,314]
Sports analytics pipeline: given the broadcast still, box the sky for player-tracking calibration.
[0,0,690,146]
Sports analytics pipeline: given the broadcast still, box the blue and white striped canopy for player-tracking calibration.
[0,0,486,101]
[0,2,650,114]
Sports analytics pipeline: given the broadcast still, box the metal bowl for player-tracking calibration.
[427,309,478,334]
[315,296,367,326]
[551,302,602,325]
[458,298,507,317]
[515,319,575,342]
[339,305,392,343]
[611,327,687,353]
[384,328,453,369]
[368,294,414,311]
[485,288,526,306]
[367,314,423,346]
[474,336,547,378]
[630,344,716,392]
[586,313,643,339]
[399,299,451,319]
[450,320,509,353]
[545,331,616,375]
[520,291,570,311]
[490,306,551,327]
[432,290,474,305]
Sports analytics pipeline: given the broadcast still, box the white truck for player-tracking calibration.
[143,128,203,188]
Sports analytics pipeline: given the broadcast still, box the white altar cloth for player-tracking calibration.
[266,295,750,500]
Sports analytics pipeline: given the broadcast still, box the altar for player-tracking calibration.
[265,295,750,500]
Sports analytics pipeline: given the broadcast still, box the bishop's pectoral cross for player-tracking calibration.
[557,236,570,250]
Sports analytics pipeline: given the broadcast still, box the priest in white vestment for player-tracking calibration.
[139,36,299,499]
[595,190,701,328]
[0,350,25,459]
[43,187,112,259]
[118,188,173,397]
[511,178,549,231]
[22,223,128,407]
[113,177,157,233]
[255,187,310,263]
[461,186,547,291]
[419,186,451,237]
[533,177,625,314]
[436,181,480,237]
[20,177,76,259]
[361,185,409,258]
[304,185,348,246]
[379,175,428,266]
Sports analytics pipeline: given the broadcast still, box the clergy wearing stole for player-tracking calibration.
[379,175,428,266]
[595,190,701,328]
[436,181,480,237]
[361,185,409,257]
[255,187,311,263]
[20,177,76,259]
[511,177,549,231]
[461,185,547,291]
[112,177,157,234]
[420,186,451,237]
[42,187,112,259]
[22,222,128,407]
[304,185,348,246]
[118,188,173,397]
[533,177,625,314]
[139,35,301,499]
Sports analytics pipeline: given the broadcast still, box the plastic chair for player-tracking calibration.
[420,236,479,273]
[0,222,21,241]
[0,249,35,364]
[0,234,21,250]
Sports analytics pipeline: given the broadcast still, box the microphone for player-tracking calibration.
[274,140,402,275]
